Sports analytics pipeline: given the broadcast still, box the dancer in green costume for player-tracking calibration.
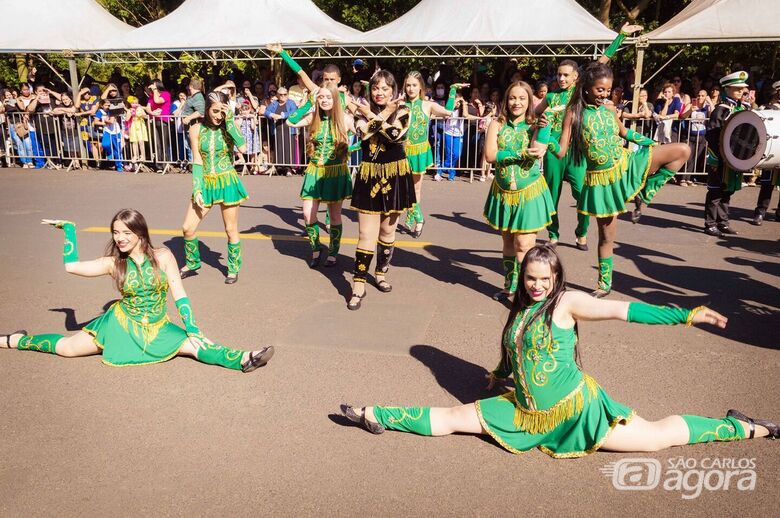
[1,209,273,372]
[552,62,690,297]
[286,85,355,268]
[340,246,779,455]
[535,23,642,251]
[180,91,248,284]
[402,72,467,238]
[484,81,555,302]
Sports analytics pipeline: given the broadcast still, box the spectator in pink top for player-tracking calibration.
[147,80,174,170]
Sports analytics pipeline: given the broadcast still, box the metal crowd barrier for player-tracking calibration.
[0,112,711,181]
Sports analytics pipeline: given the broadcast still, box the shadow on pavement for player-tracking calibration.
[50,299,119,330]
[615,241,780,350]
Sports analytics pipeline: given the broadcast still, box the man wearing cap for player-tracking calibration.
[750,80,780,225]
[703,71,751,236]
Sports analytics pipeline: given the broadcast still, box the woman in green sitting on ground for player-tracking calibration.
[286,85,356,268]
[341,245,779,455]
[1,209,273,372]
[180,91,249,284]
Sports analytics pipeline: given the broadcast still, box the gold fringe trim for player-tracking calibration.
[203,171,239,189]
[305,162,350,178]
[358,159,411,181]
[585,150,629,187]
[502,375,600,434]
[113,303,170,348]
[405,141,431,156]
[490,176,548,206]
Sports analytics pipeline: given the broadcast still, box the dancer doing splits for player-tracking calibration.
[180,91,248,284]
[483,81,555,301]
[348,71,415,310]
[403,73,467,238]
[1,210,273,372]
[551,62,689,297]
[287,86,355,267]
[341,246,779,455]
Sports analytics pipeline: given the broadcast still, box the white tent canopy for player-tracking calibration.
[646,0,780,43]
[354,0,618,46]
[0,0,134,53]
[94,0,362,53]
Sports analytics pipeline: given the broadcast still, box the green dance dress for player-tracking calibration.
[195,119,249,207]
[83,256,202,366]
[300,115,352,202]
[577,104,663,218]
[484,120,555,233]
[477,302,634,457]
[405,99,434,174]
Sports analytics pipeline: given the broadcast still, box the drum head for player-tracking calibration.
[722,110,766,171]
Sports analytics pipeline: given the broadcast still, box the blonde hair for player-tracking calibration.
[307,85,348,159]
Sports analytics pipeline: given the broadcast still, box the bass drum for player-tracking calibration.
[721,109,780,170]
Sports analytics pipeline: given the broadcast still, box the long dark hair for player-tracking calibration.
[368,70,400,124]
[568,62,613,166]
[204,90,236,147]
[105,209,160,292]
[497,246,580,375]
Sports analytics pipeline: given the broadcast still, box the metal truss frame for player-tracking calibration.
[90,42,608,65]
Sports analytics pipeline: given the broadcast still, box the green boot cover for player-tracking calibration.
[324,208,331,228]
[184,237,201,271]
[502,255,519,293]
[373,406,432,436]
[305,223,320,252]
[682,415,745,444]
[227,241,242,275]
[17,334,63,354]
[196,342,243,371]
[328,224,343,257]
[639,167,676,204]
[414,202,424,223]
[597,256,613,292]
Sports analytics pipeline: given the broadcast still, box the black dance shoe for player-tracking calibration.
[225,274,238,284]
[591,287,611,299]
[347,291,367,311]
[340,404,385,434]
[727,409,780,439]
[2,330,27,349]
[241,346,275,373]
[179,267,199,279]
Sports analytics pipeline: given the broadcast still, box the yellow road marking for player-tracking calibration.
[83,227,432,248]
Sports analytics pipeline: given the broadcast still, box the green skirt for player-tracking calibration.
[300,163,353,202]
[201,170,248,207]
[406,141,434,174]
[483,176,555,234]
[578,146,655,218]
[475,375,635,458]
[83,303,186,367]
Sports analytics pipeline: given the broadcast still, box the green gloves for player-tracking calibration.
[445,85,458,112]
[279,50,302,74]
[625,128,655,146]
[603,32,626,59]
[175,296,202,337]
[56,221,79,264]
[626,302,701,326]
[192,163,203,198]
[288,97,313,124]
[536,124,552,145]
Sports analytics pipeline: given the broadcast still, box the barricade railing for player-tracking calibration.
[0,112,711,181]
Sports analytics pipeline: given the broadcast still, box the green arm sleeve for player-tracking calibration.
[495,149,518,166]
[603,32,626,59]
[56,221,79,264]
[625,128,655,146]
[226,118,246,147]
[288,97,313,124]
[445,85,458,111]
[547,138,561,155]
[536,124,552,145]
[626,302,693,326]
[192,163,203,197]
[175,296,202,337]
[279,50,302,74]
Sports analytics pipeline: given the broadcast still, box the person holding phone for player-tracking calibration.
[180,91,249,284]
